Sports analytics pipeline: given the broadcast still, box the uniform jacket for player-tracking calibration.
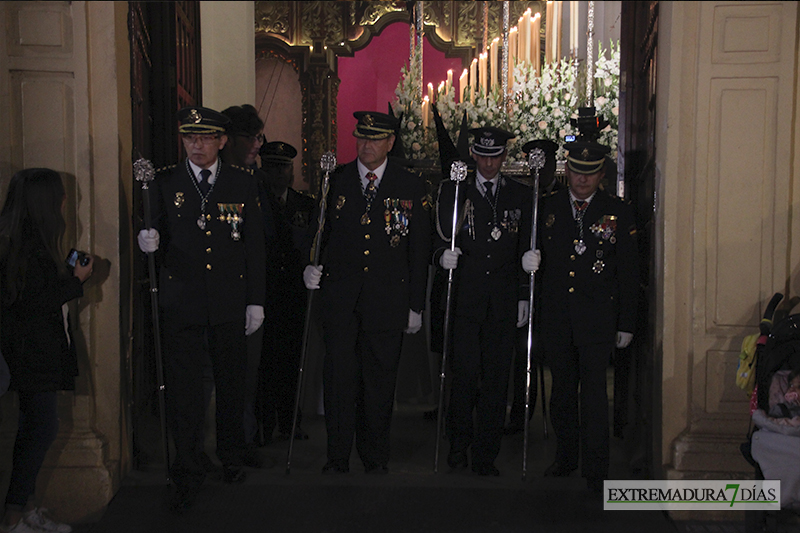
[150,160,266,325]
[266,186,315,305]
[1,237,82,391]
[434,174,532,323]
[538,187,639,346]
[315,159,431,331]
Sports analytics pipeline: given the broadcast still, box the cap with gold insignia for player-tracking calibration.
[564,139,611,174]
[260,141,297,164]
[469,126,515,157]
[352,111,399,140]
[521,139,558,159]
[177,106,230,135]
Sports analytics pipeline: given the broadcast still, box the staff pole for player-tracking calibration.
[522,148,545,481]
[286,151,337,474]
[434,160,468,473]
[134,158,171,484]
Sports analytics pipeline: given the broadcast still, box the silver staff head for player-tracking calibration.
[449,160,468,182]
[320,151,337,173]
[528,148,546,173]
[134,158,156,188]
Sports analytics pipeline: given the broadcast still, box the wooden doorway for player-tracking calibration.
[127,0,202,470]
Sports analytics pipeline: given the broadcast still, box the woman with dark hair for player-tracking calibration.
[0,168,93,533]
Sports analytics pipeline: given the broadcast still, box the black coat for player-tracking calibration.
[537,188,639,347]
[1,239,82,391]
[315,159,431,331]
[434,175,533,323]
[149,161,266,325]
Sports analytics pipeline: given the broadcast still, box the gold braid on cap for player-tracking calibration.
[566,154,605,174]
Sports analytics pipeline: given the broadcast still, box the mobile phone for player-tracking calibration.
[66,248,90,268]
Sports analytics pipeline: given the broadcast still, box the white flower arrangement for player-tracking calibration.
[391,40,621,164]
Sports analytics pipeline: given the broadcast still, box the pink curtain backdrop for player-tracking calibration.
[337,22,463,164]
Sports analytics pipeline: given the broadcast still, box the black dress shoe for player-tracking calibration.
[169,485,198,514]
[241,447,264,469]
[544,461,577,477]
[472,463,500,476]
[447,450,468,469]
[364,462,388,475]
[222,466,247,484]
[322,460,349,474]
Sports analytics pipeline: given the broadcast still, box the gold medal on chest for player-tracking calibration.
[174,192,184,207]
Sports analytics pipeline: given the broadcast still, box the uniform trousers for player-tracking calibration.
[322,313,403,468]
[548,338,612,481]
[163,317,247,489]
[447,312,515,466]
[260,290,305,437]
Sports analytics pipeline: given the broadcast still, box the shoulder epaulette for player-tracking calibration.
[542,190,558,198]
[231,164,255,175]
[155,163,177,174]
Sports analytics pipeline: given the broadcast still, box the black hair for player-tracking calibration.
[0,168,68,304]
[221,104,264,136]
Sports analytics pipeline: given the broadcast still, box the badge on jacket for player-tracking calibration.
[218,203,245,241]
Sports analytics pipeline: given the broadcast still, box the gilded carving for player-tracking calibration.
[255,1,291,37]
[355,1,405,26]
[301,2,344,45]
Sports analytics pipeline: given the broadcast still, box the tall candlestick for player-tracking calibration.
[459,68,468,104]
[509,27,518,68]
[545,1,554,64]
[438,81,445,100]
[490,37,499,91]
[532,12,541,75]
[522,9,531,64]
[422,96,429,129]
[479,52,488,96]
[447,69,453,95]
[570,1,578,57]
[554,1,563,61]
[428,82,434,105]
[469,58,477,103]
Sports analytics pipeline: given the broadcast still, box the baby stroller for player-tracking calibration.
[744,293,800,531]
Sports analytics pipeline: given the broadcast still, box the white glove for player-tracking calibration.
[522,249,541,273]
[245,305,265,336]
[439,247,462,270]
[616,331,633,349]
[405,310,422,334]
[303,264,323,290]
[517,300,530,328]
[137,228,159,253]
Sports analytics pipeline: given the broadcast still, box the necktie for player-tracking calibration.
[364,172,378,203]
[199,169,211,195]
[484,181,495,204]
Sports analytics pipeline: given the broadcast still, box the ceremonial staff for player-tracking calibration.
[434,160,468,473]
[287,151,336,474]
[523,148,545,481]
[134,158,170,483]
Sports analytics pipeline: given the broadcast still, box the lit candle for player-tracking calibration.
[532,12,541,75]
[479,52,488,96]
[570,1,578,57]
[509,27,518,67]
[469,58,477,103]
[428,82,434,105]
[459,68,468,104]
[447,69,453,95]
[522,9,531,64]
[509,27,518,92]
[490,37,499,91]
[438,81,445,99]
[545,1,554,64]
[422,96,429,129]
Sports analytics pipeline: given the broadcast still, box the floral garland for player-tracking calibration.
[391,39,621,165]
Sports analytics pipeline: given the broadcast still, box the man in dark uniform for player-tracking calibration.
[505,138,561,435]
[137,106,266,511]
[258,141,314,442]
[220,104,268,468]
[523,138,638,492]
[434,126,534,476]
[303,111,430,475]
